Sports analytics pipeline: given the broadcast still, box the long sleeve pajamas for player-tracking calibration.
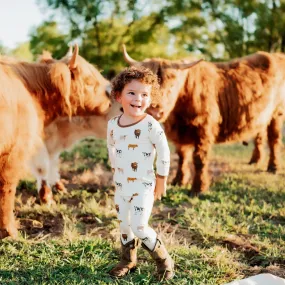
[107,114,170,250]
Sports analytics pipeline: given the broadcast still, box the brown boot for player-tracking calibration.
[109,238,139,278]
[142,237,174,280]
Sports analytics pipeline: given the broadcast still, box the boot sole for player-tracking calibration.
[109,266,137,279]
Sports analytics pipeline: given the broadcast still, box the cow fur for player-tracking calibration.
[0,45,111,238]
[123,47,285,195]
[29,102,122,205]
[27,51,121,205]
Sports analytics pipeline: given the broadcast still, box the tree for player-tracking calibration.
[29,21,69,60]
[10,42,33,61]
[0,41,9,55]
[164,0,285,59]
[36,0,285,65]
[39,0,174,76]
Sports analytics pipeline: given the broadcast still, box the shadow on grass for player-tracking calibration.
[0,265,114,285]
[201,178,285,206]
[0,264,169,285]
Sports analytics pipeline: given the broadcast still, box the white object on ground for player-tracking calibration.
[224,274,285,285]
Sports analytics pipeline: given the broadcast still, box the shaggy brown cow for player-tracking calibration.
[0,45,111,239]
[123,45,285,195]
[28,50,123,206]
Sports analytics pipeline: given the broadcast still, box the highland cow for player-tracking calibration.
[123,45,285,195]
[0,44,111,238]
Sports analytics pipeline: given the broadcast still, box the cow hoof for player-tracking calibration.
[249,159,258,165]
[249,156,262,165]
[54,181,68,194]
[171,173,182,186]
[171,180,180,186]
[172,178,190,187]
[188,190,200,197]
[190,183,209,196]
[0,227,18,239]
[41,198,56,207]
[267,165,277,174]
[39,181,56,206]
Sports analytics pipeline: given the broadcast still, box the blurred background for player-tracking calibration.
[1,0,285,78]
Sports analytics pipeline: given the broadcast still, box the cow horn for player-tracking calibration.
[122,44,138,65]
[69,44,79,69]
[66,45,73,57]
[177,59,204,70]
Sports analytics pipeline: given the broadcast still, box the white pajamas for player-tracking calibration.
[107,114,170,249]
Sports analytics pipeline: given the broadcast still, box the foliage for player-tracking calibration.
[6,0,285,69]
[41,1,285,62]
[60,138,109,169]
[9,42,34,61]
[0,41,8,54]
[29,21,70,60]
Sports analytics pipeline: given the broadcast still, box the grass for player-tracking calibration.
[1,139,285,284]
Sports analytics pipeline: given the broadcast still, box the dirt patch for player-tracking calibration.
[222,234,260,255]
[219,234,285,267]
[61,164,113,191]
[19,212,64,238]
[243,264,285,279]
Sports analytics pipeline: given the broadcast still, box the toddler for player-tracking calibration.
[107,66,174,280]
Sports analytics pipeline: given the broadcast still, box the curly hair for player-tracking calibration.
[111,66,160,103]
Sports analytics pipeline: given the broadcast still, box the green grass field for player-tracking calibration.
[0,138,284,284]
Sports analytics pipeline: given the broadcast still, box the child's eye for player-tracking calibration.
[142,93,149,97]
[128,92,135,95]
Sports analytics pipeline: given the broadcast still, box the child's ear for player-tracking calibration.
[116,96,122,103]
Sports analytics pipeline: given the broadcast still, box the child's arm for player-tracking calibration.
[149,120,170,200]
[107,121,116,172]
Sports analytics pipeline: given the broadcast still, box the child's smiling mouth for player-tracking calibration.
[130,104,142,108]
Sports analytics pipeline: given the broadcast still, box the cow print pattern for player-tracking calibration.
[107,115,169,197]
[134,206,144,215]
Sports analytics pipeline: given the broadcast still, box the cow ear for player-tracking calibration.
[177,59,204,70]
[68,44,79,70]
[38,50,53,63]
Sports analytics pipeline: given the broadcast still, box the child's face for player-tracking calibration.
[117,79,151,118]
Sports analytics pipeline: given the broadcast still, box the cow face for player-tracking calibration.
[44,45,110,119]
[144,62,185,122]
[122,45,203,122]
[40,46,112,118]
[65,45,111,116]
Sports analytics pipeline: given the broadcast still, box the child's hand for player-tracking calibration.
[154,176,167,200]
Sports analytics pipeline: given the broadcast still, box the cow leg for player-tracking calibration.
[0,151,22,239]
[0,181,18,239]
[39,180,55,206]
[37,180,55,206]
[191,138,211,195]
[267,116,283,173]
[49,154,67,194]
[173,145,192,186]
[249,131,266,164]
[29,144,55,205]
